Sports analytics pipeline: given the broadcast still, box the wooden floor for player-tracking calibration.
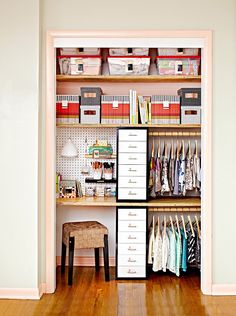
[1,267,236,316]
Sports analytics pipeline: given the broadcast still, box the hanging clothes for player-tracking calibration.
[180,228,187,272]
[178,154,186,196]
[148,223,155,264]
[193,154,201,190]
[168,157,175,191]
[167,228,176,274]
[175,231,182,277]
[154,156,162,194]
[161,157,170,193]
[186,225,197,265]
[152,222,162,272]
[162,229,170,272]
[173,155,180,195]
[185,155,194,191]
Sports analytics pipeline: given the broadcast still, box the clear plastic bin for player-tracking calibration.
[60,48,100,56]
[109,48,149,56]
[108,56,150,75]
[156,56,200,76]
[158,48,199,56]
[58,56,102,75]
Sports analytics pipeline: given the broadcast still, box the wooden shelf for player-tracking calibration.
[56,75,201,83]
[85,178,117,183]
[56,196,201,210]
[57,123,201,129]
[85,154,116,159]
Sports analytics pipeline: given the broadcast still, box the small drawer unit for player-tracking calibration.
[56,95,80,124]
[117,128,148,202]
[116,207,147,279]
[181,106,201,124]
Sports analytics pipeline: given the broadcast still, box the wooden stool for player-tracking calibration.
[61,221,109,285]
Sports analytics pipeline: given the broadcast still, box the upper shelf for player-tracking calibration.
[56,75,201,83]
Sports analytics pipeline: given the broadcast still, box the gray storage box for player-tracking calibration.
[80,87,102,106]
[80,105,100,124]
[178,88,201,106]
[181,106,201,124]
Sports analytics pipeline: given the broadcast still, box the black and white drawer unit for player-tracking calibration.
[116,128,148,201]
[116,207,148,279]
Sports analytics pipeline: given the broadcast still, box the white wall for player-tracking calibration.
[0,0,39,289]
[41,0,236,285]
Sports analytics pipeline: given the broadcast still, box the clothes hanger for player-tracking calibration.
[164,215,167,237]
[152,137,154,158]
[169,215,175,234]
[164,141,168,158]
[187,215,195,237]
[181,214,187,239]
[158,139,161,158]
[194,215,201,239]
[195,139,198,158]
[175,214,181,239]
[188,140,191,159]
[171,139,174,159]
[157,216,160,235]
[182,139,185,160]
[176,139,179,160]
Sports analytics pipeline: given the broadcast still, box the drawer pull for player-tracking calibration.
[128,192,137,196]
[128,168,137,172]
[128,212,137,216]
[128,134,137,137]
[128,235,137,239]
[128,247,137,251]
[128,145,137,149]
[128,258,137,263]
[128,157,137,160]
[128,180,137,184]
[128,269,137,274]
[128,224,137,228]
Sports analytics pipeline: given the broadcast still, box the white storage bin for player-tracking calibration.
[108,56,150,75]
[181,106,201,124]
[109,48,149,56]
[156,56,200,76]
[158,48,199,56]
[58,56,102,75]
[60,48,100,55]
[80,105,100,124]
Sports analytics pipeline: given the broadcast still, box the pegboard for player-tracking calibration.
[56,127,117,194]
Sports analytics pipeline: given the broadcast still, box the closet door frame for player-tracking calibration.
[45,30,212,294]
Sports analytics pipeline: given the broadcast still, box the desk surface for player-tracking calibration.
[56,196,201,211]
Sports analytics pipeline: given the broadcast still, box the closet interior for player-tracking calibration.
[56,46,202,282]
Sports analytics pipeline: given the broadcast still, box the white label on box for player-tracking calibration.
[113,100,119,108]
[163,101,170,109]
[62,100,68,109]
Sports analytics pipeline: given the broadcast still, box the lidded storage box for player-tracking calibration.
[101,95,130,124]
[56,95,80,124]
[158,48,199,56]
[178,88,201,106]
[80,106,100,124]
[81,87,102,106]
[58,56,102,75]
[181,106,201,124]
[109,48,149,56]
[156,56,200,76]
[108,56,150,75]
[151,95,180,124]
[60,48,100,55]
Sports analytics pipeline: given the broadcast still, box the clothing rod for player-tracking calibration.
[148,207,201,212]
[149,131,201,137]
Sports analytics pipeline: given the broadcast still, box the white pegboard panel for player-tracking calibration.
[56,127,117,194]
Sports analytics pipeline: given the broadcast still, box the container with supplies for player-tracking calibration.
[156,56,200,76]
[157,48,199,56]
[108,56,150,75]
[181,106,201,124]
[178,88,201,106]
[60,48,100,56]
[81,87,102,106]
[109,48,149,56]
[101,95,130,124]
[56,95,80,124]
[80,105,100,124]
[151,95,180,124]
[58,56,102,75]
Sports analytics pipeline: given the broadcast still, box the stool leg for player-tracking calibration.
[95,248,100,271]
[61,242,66,274]
[68,236,75,286]
[103,234,110,281]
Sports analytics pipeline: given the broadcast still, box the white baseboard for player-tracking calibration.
[56,256,115,267]
[39,283,46,298]
[212,284,236,295]
[0,287,41,300]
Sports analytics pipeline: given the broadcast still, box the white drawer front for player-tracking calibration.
[119,129,147,142]
[117,254,146,267]
[118,188,146,200]
[118,220,146,232]
[118,208,147,221]
[118,243,146,255]
[118,232,146,243]
[119,153,147,165]
[118,141,147,153]
[117,266,146,278]
[118,176,146,188]
[118,165,147,177]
